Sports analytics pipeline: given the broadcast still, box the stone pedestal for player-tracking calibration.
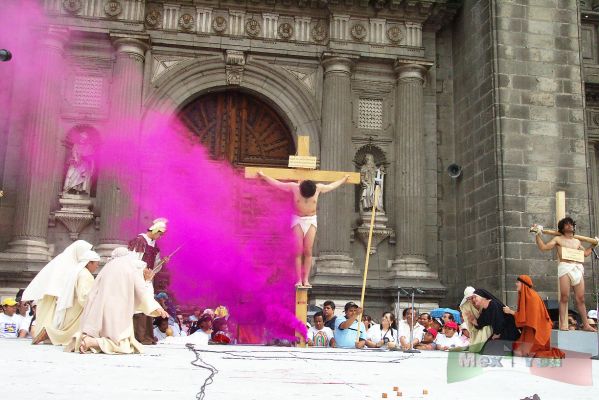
[96,36,148,257]
[313,54,357,283]
[52,194,94,240]
[355,211,393,255]
[2,27,69,260]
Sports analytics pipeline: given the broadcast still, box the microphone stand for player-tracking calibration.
[403,287,424,354]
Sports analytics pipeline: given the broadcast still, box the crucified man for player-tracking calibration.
[532,217,597,332]
[258,171,349,288]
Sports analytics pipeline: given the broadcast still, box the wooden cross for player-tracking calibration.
[245,135,361,345]
[244,136,361,184]
[535,191,598,246]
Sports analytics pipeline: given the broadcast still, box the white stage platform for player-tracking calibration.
[2,339,598,400]
[551,329,598,357]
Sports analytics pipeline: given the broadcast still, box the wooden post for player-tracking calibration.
[556,191,566,330]
[295,286,308,347]
[356,181,381,342]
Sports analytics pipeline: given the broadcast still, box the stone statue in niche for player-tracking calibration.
[63,131,95,195]
[360,153,385,212]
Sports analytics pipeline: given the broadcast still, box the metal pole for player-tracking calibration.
[403,288,420,354]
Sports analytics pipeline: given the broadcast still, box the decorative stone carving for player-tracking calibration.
[104,1,122,18]
[245,18,261,37]
[212,16,227,34]
[359,153,385,212]
[387,25,403,44]
[358,98,383,130]
[225,50,246,85]
[311,22,327,42]
[350,23,367,41]
[278,22,294,40]
[63,131,95,195]
[280,66,316,95]
[145,8,161,27]
[354,146,392,255]
[53,194,95,240]
[152,55,194,84]
[62,0,82,13]
[179,13,194,31]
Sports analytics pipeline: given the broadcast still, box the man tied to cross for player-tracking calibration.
[531,217,598,332]
[246,136,360,288]
[258,171,349,287]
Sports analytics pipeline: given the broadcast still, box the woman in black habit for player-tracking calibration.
[465,288,520,354]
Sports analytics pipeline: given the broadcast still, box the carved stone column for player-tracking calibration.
[313,55,357,283]
[95,37,147,256]
[5,27,69,259]
[391,62,437,279]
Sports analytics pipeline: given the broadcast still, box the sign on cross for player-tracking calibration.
[244,136,361,184]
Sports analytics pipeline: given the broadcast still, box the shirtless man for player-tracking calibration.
[532,217,597,332]
[257,171,349,287]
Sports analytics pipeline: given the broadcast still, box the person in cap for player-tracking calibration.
[0,298,28,338]
[66,249,167,354]
[20,240,94,344]
[415,328,438,350]
[503,275,565,358]
[459,286,492,352]
[588,309,598,326]
[531,218,597,332]
[435,321,463,351]
[128,218,170,345]
[334,302,367,349]
[44,250,101,346]
[466,288,520,354]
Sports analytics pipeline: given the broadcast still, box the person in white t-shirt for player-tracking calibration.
[307,312,335,347]
[0,298,28,338]
[435,321,463,350]
[366,311,398,349]
[397,307,425,350]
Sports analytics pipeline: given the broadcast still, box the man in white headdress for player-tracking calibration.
[45,250,100,345]
[128,218,170,345]
[66,248,167,354]
[21,240,93,344]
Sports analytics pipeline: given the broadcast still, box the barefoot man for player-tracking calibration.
[532,217,597,332]
[258,171,349,287]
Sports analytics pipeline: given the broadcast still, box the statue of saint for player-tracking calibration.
[63,132,94,195]
[360,153,385,212]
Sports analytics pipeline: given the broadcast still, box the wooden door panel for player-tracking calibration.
[179,91,294,167]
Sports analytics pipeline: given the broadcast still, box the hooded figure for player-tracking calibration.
[459,286,493,352]
[507,275,565,358]
[22,240,93,343]
[46,250,100,345]
[470,288,520,355]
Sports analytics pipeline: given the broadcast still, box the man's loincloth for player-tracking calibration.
[291,215,317,237]
[558,262,584,286]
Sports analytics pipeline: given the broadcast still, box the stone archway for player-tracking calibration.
[178,90,295,168]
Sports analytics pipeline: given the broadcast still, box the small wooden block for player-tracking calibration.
[397,392,402,397]
[393,387,398,391]
[382,394,388,398]
[423,389,429,395]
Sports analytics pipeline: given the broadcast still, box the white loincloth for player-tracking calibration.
[558,262,584,286]
[291,215,317,237]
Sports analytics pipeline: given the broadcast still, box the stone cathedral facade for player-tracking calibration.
[1,0,599,314]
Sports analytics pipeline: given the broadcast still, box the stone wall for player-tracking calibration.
[452,0,504,300]
[494,0,591,304]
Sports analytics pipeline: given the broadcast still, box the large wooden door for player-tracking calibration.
[179,91,295,167]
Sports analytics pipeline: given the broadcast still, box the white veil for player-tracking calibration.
[21,240,93,302]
